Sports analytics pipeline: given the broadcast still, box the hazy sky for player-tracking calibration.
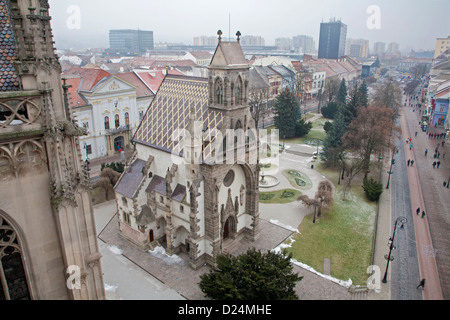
[48,0,450,52]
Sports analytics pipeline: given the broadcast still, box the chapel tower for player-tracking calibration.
[0,0,105,299]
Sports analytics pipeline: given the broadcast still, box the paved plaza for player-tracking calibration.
[93,106,449,301]
[94,145,357,300]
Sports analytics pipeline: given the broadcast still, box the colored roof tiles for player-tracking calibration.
[0,1,20,91]
[133,74,224,159]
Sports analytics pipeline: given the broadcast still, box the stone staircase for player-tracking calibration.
[222,237,244,255]
[349,286,369,300]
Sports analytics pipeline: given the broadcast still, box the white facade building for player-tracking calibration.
[63,68,155,160]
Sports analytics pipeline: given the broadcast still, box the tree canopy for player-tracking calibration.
[342,105,400,170]
[199,248,303,300]
[372,79,403,121]
[274,88,301,138]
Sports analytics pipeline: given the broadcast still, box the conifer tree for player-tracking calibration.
[321,112,347,166]
[358,80,369,107]
[199,248,303,300]
[340,84,362,126]
[274,88,301,138]
[336,79,348,106]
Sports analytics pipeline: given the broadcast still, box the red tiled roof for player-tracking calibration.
[64,77,87,108]
[134,69,183,94]
[115,72,154,98]
[62,68,112,91]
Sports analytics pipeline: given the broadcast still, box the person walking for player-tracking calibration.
[416,207,421,215]
[417,279,426,290]
[421,211,426,218]
[411,160,414,167]
[407,159,411,166]
[433,162,436,168]
[437,161,441,168]
[425,149,428,157]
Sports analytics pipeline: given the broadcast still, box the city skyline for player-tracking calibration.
[49,0,449,52]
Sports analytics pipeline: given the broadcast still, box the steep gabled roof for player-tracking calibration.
[210,41,248,68]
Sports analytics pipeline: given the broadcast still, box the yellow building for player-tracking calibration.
[434,36,450,58]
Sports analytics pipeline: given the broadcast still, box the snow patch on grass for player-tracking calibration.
[272,237,353,289]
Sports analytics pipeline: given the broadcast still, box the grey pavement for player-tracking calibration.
[94,200,185,300]
[93,147,355,300]
[402,100,450,299]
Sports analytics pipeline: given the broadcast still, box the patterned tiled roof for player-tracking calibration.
[0,1,20,91]
[133,74,224,158]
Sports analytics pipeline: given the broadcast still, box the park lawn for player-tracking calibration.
[285,114,328,145]
[285,160,378,285]
[259,189,302,204]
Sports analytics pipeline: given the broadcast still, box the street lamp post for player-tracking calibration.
[386,147,397,189]
[382,216,407,283]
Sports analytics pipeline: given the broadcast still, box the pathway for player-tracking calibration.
[400,103,444,300]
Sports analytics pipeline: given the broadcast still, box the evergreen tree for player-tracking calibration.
[321,101,339,119]
[340,84,362,126]
[358,80,369,107]
[321,112,347,166]
[336,79,347,106]
[295,118,313,137]
[274,88,301,138]
[199,248,303,300]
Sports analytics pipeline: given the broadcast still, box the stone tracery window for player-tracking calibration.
[0,216,31,300]
[215,79,223,105]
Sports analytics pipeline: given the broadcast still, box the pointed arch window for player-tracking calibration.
[235,77,243,105]
[0,216,31,300]
[235,84,241,105]
[215,79,224,105]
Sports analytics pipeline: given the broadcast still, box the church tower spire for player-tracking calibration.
[0,0,105,300]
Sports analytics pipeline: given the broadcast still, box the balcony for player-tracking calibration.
[106,124,130,136]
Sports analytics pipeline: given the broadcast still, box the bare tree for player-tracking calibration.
[341,156,365,201]
[249,89,268,129]
[298,180,334,218]
[372,79,403,121]
[93,168,121,200]
[324,78,340,104]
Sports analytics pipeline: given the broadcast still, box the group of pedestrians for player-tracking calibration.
[428,132,447,140]
[432,161,441,169]
[416,207,426,218]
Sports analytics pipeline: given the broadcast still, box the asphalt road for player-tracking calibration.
[390,130,422,300]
